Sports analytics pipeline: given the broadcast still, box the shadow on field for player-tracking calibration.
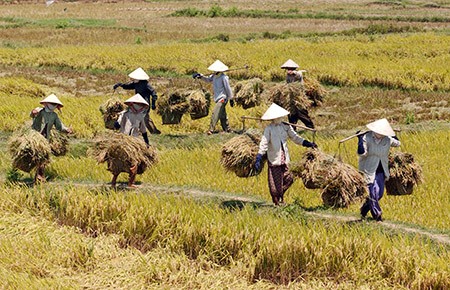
[220,199,269,211]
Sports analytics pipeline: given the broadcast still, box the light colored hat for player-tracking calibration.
[128,67,149,80]
[261,103,290,120]
[281,59,299,69]
[40,94,63,107]
[207,60,229,72]
[124,93,149,106]
[366,118,395,137]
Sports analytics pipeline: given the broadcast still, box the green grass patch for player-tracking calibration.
[0,17,116,29]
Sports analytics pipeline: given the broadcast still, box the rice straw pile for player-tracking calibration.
[303,77,327,107]
[221,130,265,177]
[188,89,211,120]
[89,132,158,175]
[290,149,367,208]
[385,151,423,195]
[99,97,125,129]
[233,78,265,109]
[8,128,51,173]
[157,89,191,116]
[263,82,312,114]
[49,129,69,156]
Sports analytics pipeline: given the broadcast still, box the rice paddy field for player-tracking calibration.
[0,0,449,289]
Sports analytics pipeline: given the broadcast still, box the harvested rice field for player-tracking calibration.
[0,0,449,289]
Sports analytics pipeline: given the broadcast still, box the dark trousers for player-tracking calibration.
[361,172,385,219]
[288,108,314,129]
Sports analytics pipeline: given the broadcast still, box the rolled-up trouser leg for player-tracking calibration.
[368,172,385,219]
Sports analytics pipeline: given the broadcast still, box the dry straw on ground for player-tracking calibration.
[263,82,312,114]
[290,149,367,208]
[89,132,158,175]
[188,89,211,120]
[99,97,125,130]
[8,128,51,173]
[221,130,265,178]
[386,151,423,195]
[233,78,265,109]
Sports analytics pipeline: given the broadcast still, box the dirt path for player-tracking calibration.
[45,180,450,246]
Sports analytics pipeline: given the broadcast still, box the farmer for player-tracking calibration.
[254,103,317,206]
[113,93,150,188]
[281,59,315,129]
[192,60,234,135]
[358,118,400,222]
[113,67,161,134]
[30,94,72,182]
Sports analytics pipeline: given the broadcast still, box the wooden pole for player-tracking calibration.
[339,128,401,143]
[240,116,316,132]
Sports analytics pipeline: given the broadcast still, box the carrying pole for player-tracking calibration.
[240,116,316,132]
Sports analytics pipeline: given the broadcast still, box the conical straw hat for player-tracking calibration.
[128,67,149,80]
[124,93,149,106]
[207,60,229,72]
[366,118,395,137]
[261,103,290,120]
[281,59,299,69]
[40,94,63,107]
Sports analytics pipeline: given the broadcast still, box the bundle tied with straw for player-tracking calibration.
[233,78,265,109]
[263,82,312,115]
[8,128,51,173]
[188,89,211,120]
[290,149,367,208]
[303,77,327,107]
[49,129,69,156]
[156,89,191,124]
[386,151,423,195]
[99,97,125,129]
[221,130,266,178]
[89,132,158,176]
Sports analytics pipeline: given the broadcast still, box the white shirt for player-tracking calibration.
[117,109,147,137]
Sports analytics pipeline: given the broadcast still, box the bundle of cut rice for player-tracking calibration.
[8,128,51,173]
[188,89,211,120]
[89,132,158,176]
[385,151,423,195]
[303,77,327,107]
[263,82,312,115]
[156,89,191,124]
[99,98,125,129]
[233,78,265,109]
[290,149,367,208]
[49,129,69,156]
[221,130,265,177]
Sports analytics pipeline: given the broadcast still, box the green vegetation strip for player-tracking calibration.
[0,17,116,29]
[170,5,450,23]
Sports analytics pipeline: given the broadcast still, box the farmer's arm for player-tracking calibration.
[287,124,305,145]
[390,136,401,147]
[120,82,137,90]
[222,75,233,100]
[357,134,368,156]
[31,109,43,132]
[258,127,270,155]
[54,115,70,133]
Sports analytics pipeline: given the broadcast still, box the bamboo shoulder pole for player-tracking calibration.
[240,116,316,132]
[339,128,401,143]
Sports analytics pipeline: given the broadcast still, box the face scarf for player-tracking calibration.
[130,103,145,113]
[45,103,58,112]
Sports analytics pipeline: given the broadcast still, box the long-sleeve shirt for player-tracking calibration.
[201,73,233,103]
[286,71,304,84]
[31,107,69,139]
[117,109,147,137]
[358,131,401,183]
[121,80,157,105]
[258,123,305,166]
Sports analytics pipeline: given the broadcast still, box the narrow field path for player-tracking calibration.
[38,180,450,246]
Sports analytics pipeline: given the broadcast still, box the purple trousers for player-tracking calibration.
[361,172,385,219]
[268,164,294,205]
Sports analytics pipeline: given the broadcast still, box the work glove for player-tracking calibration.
[302,140,318,148]
[113,83,123,90]
[114,121,121,130]
[229,99,235,107]
[151,101,156,110]
[192,73,202,79]
[356,131,365,154]
[254,153,263,172]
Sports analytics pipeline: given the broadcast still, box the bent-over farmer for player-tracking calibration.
[113,67,161,134]
[358,118,400,222]
[254,103,317,206]
[30,94,72,182]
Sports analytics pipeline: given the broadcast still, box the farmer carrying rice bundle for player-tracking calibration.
[193,60,234,135]
[188,89,211,120]
[290,149,367,208]
[92,94,157,188]
[254,103,317,206]
[113,67,161,134]
[27,94,72,182]
[99,97,125,130]
[221,129,265,178]
[357,118,401,222]
[156,88,191,124]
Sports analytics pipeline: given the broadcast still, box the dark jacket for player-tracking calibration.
[121,80,157,106]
